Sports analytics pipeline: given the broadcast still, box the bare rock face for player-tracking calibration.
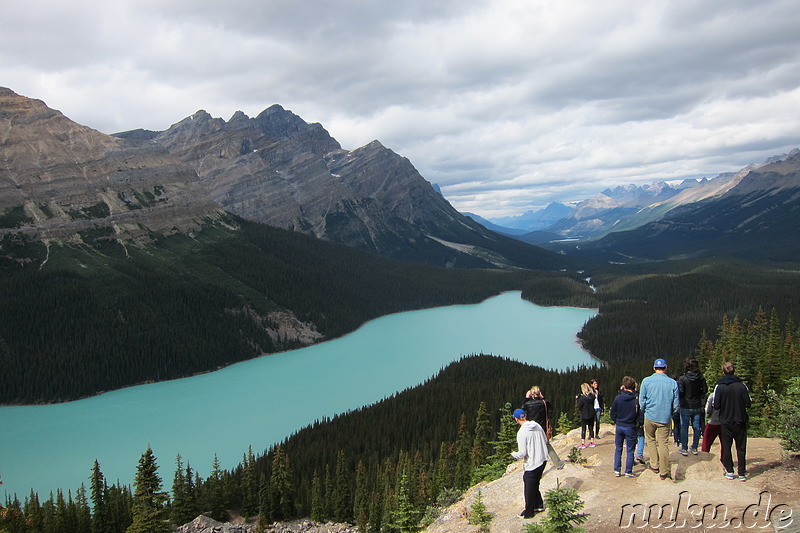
[153,106,489,257]
[0,87,223,241]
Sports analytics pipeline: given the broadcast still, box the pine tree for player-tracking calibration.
[310,470,324,522]
[353,460,368,525]
[432,441,453,498]
[453,414,473,490]
[268,445,294,521]
[90,460,111,533]
[471,401,492,469]
[171,454,198,526]
[240,446,259,518]
[75,485,92,533]
[467,490,493,533]
[126,445,170,533]
[389,468,421,533]
[332,449,352,522]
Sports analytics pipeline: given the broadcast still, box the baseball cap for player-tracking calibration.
[653,358,667,368]
[513,409,526,419]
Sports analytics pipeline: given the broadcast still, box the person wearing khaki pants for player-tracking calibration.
[639,358,680,480]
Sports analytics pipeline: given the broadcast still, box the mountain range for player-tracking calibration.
[476,149,800,262]
[0,87,563,271]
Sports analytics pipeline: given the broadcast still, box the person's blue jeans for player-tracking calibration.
[614,425,637,474]
[680,408,703,451]
[636,426,645,458]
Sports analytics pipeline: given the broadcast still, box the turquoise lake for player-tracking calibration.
[0,292,597,499]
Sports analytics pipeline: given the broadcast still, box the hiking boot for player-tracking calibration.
[724,472,736,480]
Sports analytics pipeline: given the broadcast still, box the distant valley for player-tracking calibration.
[467,149,800,262]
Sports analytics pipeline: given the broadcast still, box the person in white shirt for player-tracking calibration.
[511,408,549,519]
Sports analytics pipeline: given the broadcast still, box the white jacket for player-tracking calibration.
[512,420,548,471]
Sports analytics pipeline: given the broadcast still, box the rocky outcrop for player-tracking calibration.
[0,87,223,241]
[177,515,358,533]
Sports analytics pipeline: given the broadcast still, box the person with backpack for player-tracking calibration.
[521,385,565,470]
[677,357,707,455]
[610,376,640,477]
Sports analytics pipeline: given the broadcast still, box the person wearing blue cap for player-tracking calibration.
[511,408,548,519]
[639,358,679,480]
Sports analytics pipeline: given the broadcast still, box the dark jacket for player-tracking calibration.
[713,375,751,424]
[610,389,639,428]
[678,371,708,409]
[577,393,596,420]
[522,397,552,429]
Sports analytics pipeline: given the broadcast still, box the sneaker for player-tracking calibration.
[724,472,736,480]
[691,448,698,455]
[614,471,621,477]
[579,444,586,449]
[589,442,596,448]
[739,475,747,482]
[679,448,689,456]
[635,456,645,465]
[625,472,636,478]
[557,462,565,470]
[533,507,545,512]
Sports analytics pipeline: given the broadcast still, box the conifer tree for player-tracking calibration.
[432,442,453,498]
[127,445,170,533]
[240,446,259,518]
[310,470,324,522]
[257,473,270,522]
[25,489,44,533]
[332,449,352,522]
[268,445,294,521]
[353,460,368,525]
[453,414,473,490]
[471,401,492,468]
[390,468,421,533]
[171,454,198,526]
[75,485,92,533]
[90,460,111,533]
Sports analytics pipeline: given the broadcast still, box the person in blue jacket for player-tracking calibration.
[610,376,640,477]
[640,358,680,480]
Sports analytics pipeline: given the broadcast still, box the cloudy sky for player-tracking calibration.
[3,0,799,218]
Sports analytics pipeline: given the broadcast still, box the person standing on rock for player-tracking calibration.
[639,358,679,480]
[521,386,565,470]
[677,357,707,456]
[576,383,596,448]
[511,408,549,519]
[713,361,752,481]
[610,376,639,477]
[590,378,604,438]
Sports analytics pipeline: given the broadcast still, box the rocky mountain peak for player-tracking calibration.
[0,88,222,242]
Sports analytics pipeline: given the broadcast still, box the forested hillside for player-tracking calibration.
[0,216,588,404]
